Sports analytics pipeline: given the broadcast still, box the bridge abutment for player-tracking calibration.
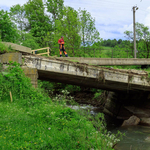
[22,67,38,88]
[0,53,38,88]
[103,91,150,125]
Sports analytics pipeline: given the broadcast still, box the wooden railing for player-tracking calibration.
[32,47,51,56]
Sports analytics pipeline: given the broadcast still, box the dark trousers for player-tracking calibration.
[59,44,68,57]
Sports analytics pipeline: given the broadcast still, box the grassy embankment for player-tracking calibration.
[0,55,122,149]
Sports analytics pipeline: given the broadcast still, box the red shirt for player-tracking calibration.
[58,38,64,44]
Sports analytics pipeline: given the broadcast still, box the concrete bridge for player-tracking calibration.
[2,43,150,125]
[1,52,149,92]
[23,55,150,92]
[1,42,150,92]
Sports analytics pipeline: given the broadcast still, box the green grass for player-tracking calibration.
[101,46,112,50]
[0,100,120,150]
[0,62,122,150]
[95,46,113,58]
[0,101,119,150]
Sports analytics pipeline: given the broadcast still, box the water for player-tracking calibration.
[68,104,150,150]
[67,104,101,115]
[113,125,150,150]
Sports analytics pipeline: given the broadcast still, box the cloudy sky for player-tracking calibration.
[0,0,150,40]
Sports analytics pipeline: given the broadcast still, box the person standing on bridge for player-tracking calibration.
[58,36,68,57]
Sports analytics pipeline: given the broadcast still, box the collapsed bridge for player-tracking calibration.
[0,42,150,92]
[21,54,150,92]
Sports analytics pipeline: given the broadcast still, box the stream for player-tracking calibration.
[113,125,150,150]
[68,104,150,150]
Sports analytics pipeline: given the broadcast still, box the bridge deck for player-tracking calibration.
[61,57,150,66]
[23,54,150,92]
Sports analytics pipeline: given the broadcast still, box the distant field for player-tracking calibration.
[99,46,113,58]
[101,46,112,50]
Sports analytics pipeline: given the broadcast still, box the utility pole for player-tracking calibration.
[132,6,138,58]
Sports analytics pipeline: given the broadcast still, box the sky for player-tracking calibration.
[0,0,150,40]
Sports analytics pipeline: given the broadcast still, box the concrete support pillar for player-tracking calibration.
[22,67,38,88]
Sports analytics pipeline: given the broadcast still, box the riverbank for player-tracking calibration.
[0,63,122,149]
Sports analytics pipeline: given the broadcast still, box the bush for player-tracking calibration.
[93,89,103,100]
[0,62,46,102]
[0,41,13,54]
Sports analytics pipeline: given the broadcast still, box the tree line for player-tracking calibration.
[1,0,150,58]
[0,0,99,51]
[90,23,150,58]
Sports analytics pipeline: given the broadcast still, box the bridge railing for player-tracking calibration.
[32,47,51,56]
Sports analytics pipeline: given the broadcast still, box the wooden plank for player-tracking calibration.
[32,47,49,52]
[32,47,50,56]
[37,52,49,55]
[47,47,49,56]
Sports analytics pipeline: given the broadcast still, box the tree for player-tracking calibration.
[124,23,150,58]
[111,39,117,47]
[54,7,81,56]
[0,9,19,42]
[107,39,112,47]
[10,4,26,32]
[117,39,122,45]
[10,4,28,42]
[24,0,52,47]
[21,33,40,49]
[78,8,100,47]
[45,0,64,49]
[46,0,64,21]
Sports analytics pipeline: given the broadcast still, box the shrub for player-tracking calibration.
[0,42,12,54]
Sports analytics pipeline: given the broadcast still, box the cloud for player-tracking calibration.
[64,0,150,40]
[143,7,150,27]
[118,24,133,34]
[0,0,150,40]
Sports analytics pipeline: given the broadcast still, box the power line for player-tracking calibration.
[64,0,149,12]
[64,2,130,11]
[64,0,149,18]
[96,0,132,6]
[65,0,134,7]
[139,8,150,13]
